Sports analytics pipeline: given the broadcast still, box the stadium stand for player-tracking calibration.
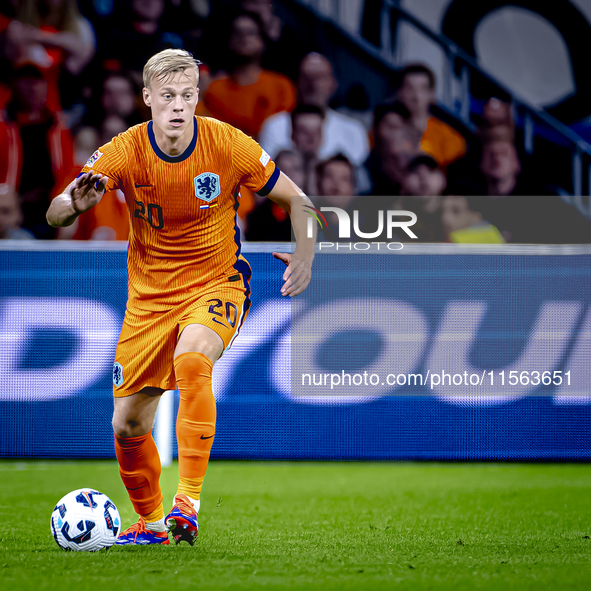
[0,0,590,243]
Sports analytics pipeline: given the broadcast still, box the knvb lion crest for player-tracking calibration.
[113,362,124,387]
[194,172,221,202]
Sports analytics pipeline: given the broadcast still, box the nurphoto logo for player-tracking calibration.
[304,204,418,250]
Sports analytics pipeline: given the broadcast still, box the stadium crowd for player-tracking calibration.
[0,0,589,243]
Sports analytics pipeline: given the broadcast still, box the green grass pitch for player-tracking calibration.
[1,461,590,590]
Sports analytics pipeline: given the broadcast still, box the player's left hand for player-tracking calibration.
[272,252,312,297]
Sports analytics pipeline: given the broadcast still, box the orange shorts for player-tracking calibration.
[112,272,251,397]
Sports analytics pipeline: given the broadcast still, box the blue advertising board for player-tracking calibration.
[1,243,590,460]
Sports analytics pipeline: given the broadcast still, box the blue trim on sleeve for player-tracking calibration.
[76,172,105,191]
[256,165,280,197]
[147,118,197,163]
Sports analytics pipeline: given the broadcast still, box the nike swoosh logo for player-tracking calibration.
[212,318,226,327]
[134,183,153,188]
[200,434,214,440]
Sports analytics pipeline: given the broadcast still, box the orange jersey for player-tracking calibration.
[81,116,278,310]
[421,117,467,169]
[204,70,296,139]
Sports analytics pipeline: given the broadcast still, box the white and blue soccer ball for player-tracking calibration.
[50,488,121,551]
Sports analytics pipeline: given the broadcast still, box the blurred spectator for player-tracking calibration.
[0,64,75,238]
[449,140,591,243]
[238,0,301,80]
[444,174,591,244]
[240,0,280,40]
[259,53,370,167]
[449,96,557,199]
[100,114,127,144]
[291,104,324,195]
[363,108,421,196]
[246,149,303,241]
[291,104,323,155]
[480,139,527,196]
[100,0,186,85]
[0,183,35,240]
[397,64,466,168]
[441,194,504,244]
[4,0,96,111]
[204,12,296,139]
[401,154,446,197]
[187,0,211,19]
[273,149,306,190]
[99,73,142,125]
[396,193,445,242]
[480,97,514,130]
[470,109,591,242]
[373,131,418,195]
[479,125,515,145]
[76,70,143,132]
[396,154,447,242]
[82,70,143,127]
[317,153,356,204]
[74,124,99,166]
[73,112,126,169]
[356,109,444,240]
[195,62,212,117]
[366,102,412,153]
[310,153,357,242]
[446,97,515,192]
[159,0,209,47]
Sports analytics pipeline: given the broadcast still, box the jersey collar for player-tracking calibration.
[147,117,197,163]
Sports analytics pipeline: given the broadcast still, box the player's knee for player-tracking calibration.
[112,413,143,438]
[111,415,130,438]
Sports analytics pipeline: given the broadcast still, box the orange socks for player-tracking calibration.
[114,352,215,522]
[174,352,216,501]
[114,432,164,521]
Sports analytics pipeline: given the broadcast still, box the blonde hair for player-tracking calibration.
[143,49,201,90]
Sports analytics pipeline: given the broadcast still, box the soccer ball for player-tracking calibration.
[50,488,121,551]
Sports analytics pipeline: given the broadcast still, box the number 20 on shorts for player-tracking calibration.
[207,299,238,328]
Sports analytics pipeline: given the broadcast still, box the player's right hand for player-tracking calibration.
[70,170,109,214]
